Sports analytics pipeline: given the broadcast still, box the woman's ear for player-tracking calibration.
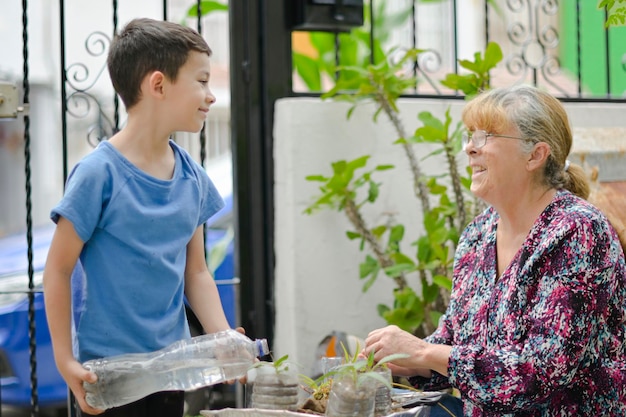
[527,142,551,172]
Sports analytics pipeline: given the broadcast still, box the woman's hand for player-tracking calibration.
[364,325,450,377]
[365,325,427,365]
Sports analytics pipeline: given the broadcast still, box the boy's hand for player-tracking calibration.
[229,326,252,384]
[59,358,105,415]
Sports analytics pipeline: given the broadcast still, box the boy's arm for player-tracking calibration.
[184,226,231,333]
[43,217,102,415]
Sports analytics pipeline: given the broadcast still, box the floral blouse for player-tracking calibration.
[412,190,626,416]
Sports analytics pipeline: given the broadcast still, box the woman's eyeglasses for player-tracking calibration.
[462,130,529,150]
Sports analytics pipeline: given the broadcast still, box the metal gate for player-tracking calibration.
[0,1,264,415]
[1,0,625,416]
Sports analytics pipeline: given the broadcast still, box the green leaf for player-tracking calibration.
[482,42,504,71]
[440,73,480,96]
[346,231,362,240]
[429,311,444,328]
[274,354,290,368]
[331,160,348,175]
[186,0,228,17]
[367,181,379,202]
[415,126,445,143]
[338,35,361,69]
[429,226,449,245]
[382,287,425,331]
[362,272,378,292]
[375,164,395,171]
[417,111,444,131]
[377,303,390,316]
[360,255,379,279]
[427,180,447,195]
[310,32,336,58]
[390,252,414,266]
[346,155,370,172]
[388,224,405,244]
[432,274,453,291]
[305,175,328,182]
[383,263,415,277]
[375,352,410,367]
[293,53,322,91]
[371,225,387,238]
[416,236,432,263]
[423,282,439,303]
[346,105,358,120]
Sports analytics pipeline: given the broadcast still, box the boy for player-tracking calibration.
[43,18,233,416]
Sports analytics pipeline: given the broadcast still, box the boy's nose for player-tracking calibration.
[206,91,216,105]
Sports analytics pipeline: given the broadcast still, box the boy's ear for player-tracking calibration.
[146,71,166,99]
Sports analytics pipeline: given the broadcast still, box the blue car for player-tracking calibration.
[0,191,236,413]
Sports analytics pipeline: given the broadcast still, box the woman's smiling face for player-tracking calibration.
[465,126,531,206]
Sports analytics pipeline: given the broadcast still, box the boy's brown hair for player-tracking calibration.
[107,18,212,109]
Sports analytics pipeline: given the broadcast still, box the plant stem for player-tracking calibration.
[374,85,431,215]
[344,198,407,289]
[444,144,466,231]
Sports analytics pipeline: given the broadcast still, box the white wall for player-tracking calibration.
[273,96,626,374]
[273,97,464,371]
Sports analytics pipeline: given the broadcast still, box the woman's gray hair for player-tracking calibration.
[490,86,569,187]
[462,84,590,199]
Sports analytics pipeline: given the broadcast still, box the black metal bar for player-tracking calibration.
[196,0,208,169]
[291,90,626,103]
[21,1,39,416]
[531,1,538,87]
[60,0,69,185]
[484,0,490,47]
[412,0,417,92]
[234,0,263,338]
[113,0,120,132]
[229,0,292,344]
[452,0,458,76]
[193,0,210,255]
[163,0,168,21]
[451,0,459,97]
[334,32,340,80]
[369,0,374,64]
[576,0,582,96]
[604,7,611,96]
[60,3,71,413]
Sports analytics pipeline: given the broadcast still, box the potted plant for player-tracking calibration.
[247,354,300,411]
[324,351,405,417]
[299,372,334,414]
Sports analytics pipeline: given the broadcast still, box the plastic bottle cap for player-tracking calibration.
[256,339,270,356]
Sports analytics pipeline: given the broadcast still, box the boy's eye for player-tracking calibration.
[199,80,208,85]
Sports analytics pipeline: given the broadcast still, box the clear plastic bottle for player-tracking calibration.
[82,329,269,410]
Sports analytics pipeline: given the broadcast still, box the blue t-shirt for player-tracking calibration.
[51,140,224,362]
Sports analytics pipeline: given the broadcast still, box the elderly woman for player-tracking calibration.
[364,85,626,416]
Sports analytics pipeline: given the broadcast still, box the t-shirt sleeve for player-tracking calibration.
[196,165,225,227]
[50,159,109,243]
